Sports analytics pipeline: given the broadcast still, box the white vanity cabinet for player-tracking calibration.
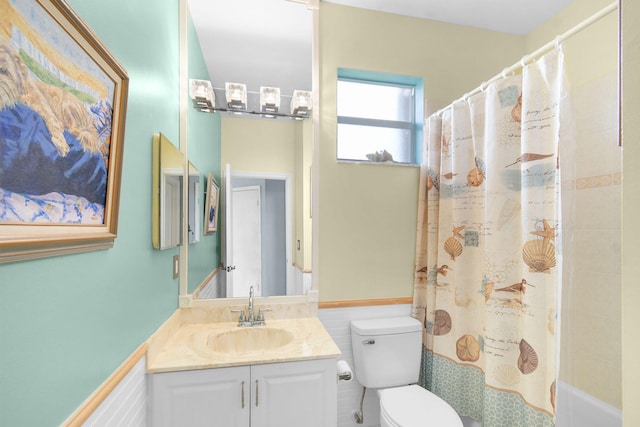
[148,365,249,427]
[148,358,337,427]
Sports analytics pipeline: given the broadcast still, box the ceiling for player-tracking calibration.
[187,0,574,115]
[325,0,574,36]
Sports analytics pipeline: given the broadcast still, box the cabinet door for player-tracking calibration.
[251,359,337,427]
[148,366,251,427]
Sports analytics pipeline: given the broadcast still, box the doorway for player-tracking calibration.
[224,165,292,298]
[232,185,262,297]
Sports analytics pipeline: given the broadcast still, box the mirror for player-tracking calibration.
[187,163,201,244]
[152,133,184,250]
[184,0,314,300]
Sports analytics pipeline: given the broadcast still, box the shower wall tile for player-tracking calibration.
[572,311,612,358]
[570,71,617,132]
[574,128,619,178]
[573,187,614,229]
[571,270,613,309]
[573,230,615,274]
[560,70,621,409]
[573,351,621,408]
[611,189,622,231]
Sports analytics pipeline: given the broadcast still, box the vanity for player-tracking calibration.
[146,305,341,427]
[146,2,333,424]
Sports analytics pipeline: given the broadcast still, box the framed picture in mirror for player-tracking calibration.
[205,173,219,234]
[0,0,129,263]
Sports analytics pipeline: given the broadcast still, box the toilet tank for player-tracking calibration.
[350,317,422,389]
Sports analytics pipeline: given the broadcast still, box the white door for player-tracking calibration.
[232,186,262,297]
[224,164,234,297]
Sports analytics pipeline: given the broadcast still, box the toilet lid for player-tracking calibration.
[379,385,463,427]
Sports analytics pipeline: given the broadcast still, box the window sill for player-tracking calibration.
[337,159,419,168]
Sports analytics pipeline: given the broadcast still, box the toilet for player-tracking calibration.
[350,316,463,427]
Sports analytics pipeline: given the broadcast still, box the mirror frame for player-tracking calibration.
[152,132,185,250]
[177,0,320,307]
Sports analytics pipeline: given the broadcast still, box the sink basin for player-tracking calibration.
[207,327,294,354]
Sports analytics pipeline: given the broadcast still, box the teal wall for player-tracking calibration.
[187,17,222,294]
[0,0,221,424]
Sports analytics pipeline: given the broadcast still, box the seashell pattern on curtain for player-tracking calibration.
[412,47,568,426]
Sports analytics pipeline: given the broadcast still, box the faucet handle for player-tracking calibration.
[231,308,246,322]
[257,307,272,322]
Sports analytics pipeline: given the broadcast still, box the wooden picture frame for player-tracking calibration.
[0,0,129,263]
[204,173,219,234]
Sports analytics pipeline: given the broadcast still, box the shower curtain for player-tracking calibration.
[412,48,567,426]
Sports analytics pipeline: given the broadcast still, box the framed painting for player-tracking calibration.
[0,0,129,263]
[204,173,219,234]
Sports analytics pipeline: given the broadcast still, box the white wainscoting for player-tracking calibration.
[80,356,147,427]
[294,267,312,296]
[319,304,412,427]
[196,269,223,299]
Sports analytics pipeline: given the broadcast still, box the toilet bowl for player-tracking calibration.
[350,317,462,427]
[379,385,463,427]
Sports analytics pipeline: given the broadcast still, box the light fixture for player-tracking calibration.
[225,82,247,110]
[189,79,214,111]
[260,86,281,113]
[290,90,312,117]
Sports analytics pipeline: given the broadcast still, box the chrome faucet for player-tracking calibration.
[232,285,269,327]
[248,286,255,322]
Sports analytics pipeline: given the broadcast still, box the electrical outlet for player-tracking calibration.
[173,255,179,279]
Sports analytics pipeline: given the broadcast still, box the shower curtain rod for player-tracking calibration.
[435,1,618,117]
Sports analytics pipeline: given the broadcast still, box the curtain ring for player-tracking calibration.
[520,55,528,69]
[554,36,562,49]
[501,68,509,79]
[480,81,488,92]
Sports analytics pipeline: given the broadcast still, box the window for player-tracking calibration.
[336,69,423,164]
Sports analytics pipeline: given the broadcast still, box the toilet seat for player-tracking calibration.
[379,385,463,427]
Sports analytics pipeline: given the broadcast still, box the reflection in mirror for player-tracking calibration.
[223,166,293,299]
[187,163,201,244]
[185,0,313,299]
[215,117,313,300]
[185,118,222,295]
[152,133,184,250]
[187,0,312,115]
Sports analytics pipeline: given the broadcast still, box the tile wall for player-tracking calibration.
[560,70,621,408]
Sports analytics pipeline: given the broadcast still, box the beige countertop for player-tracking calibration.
[146,317,341,373]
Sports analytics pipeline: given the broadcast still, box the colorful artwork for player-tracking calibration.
[0,0,128,263]
[204,173,219,234]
